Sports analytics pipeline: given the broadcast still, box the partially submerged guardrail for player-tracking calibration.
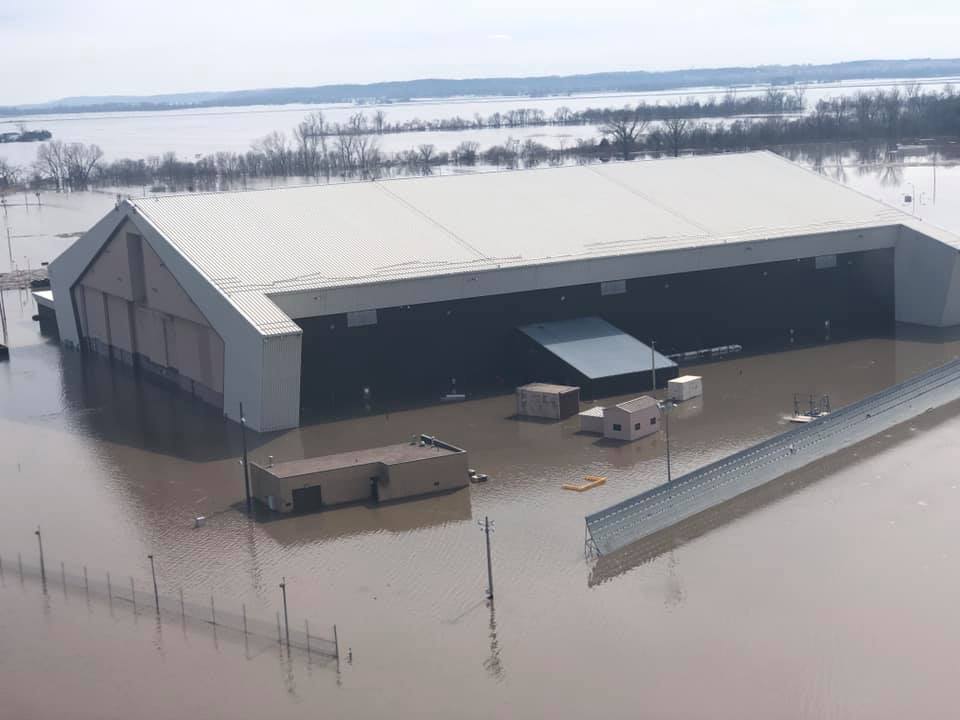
[586,357,960,557]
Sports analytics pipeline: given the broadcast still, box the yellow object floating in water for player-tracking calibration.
[563,475,607,492]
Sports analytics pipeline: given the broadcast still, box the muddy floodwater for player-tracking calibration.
[4,145,960,717]
[4,277,960,717]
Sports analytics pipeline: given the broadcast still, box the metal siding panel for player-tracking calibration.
[260,333,302,431]
[106,294,133,352]
[133,305,166,366]
[81,286,108,343]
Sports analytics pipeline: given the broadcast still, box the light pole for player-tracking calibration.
[147,554,159,613]
[657,399,676,483]
[650,340,657,391]
[34,526,45,585]
[240,402,251,514]
[279,577,290,647]
[478,517,495,600]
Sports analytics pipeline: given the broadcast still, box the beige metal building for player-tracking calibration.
[603,396,661,441]
[63,218,225,406]
[250,435,469,513]
[47,151,960,431]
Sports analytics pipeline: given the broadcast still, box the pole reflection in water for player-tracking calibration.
[483,601,505,681]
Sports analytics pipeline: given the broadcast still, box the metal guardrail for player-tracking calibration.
[586,357,960,556]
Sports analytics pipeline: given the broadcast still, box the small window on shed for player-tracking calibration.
[633,422,642,430]
[612,423,622,431]
[650,417,657,425]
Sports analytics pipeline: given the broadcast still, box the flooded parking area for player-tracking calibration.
[3,283,960,717]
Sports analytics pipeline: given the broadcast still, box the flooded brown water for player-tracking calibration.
[4,278,960,717]
[4,146,960,717]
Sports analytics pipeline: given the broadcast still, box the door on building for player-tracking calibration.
[292,485,324,513]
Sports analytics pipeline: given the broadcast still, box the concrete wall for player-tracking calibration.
[380,452,469,502]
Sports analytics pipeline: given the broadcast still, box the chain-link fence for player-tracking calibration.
[0,552,340,664]
[587,356,960,556]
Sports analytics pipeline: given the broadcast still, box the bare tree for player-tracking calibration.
[63,142,104,187]
[601,105,649,160]
[372,110,387,134]
[792,85,807,110]
[663,115,689,157]
[294,112,328,177]
[453,141,480,165]
[36,140,68,189]
[253,131,291,175]
[553,106,573,125]
[417,144,436,166]
[0,158,23,188]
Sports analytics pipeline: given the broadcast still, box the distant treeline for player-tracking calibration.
[1,87,958,193]
[351,88,804,135]
[3,57,960,117]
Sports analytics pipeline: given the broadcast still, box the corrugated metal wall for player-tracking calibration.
[259,333,302,431]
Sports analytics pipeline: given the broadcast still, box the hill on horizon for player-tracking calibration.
[3,57,960,118]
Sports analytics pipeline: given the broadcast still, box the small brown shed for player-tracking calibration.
[516,383,581,420]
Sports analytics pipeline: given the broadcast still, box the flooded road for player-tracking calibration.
[4,271,960,717]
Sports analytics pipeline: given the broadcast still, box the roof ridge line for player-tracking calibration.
[372,180,491,261]
[585,165,716,237]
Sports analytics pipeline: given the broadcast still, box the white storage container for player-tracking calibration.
[578,406,605,434]
[668,375,703,402]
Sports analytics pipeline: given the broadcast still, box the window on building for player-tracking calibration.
[612,423,622,431]
[633,422,642,430]
[650,417,657,425]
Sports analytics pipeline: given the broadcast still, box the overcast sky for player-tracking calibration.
[2,0,959,105]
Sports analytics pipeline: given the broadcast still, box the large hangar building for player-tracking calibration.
[49,151,960,431]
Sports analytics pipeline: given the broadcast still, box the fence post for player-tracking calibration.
[35,527,46,586]
[130,577,136,614]
[242,603,248,637]
[148,555,159,614]
[333,623,340,670]
[210,595,216,626]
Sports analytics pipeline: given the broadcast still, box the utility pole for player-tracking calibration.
[658,400,675,483]
[34,526,45,585]
[279,577,290,647]
[665,405,672,482]
[478,517,495,600]
[240,402,251,514]
[650,340,657,391]
[148,554,159,613]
